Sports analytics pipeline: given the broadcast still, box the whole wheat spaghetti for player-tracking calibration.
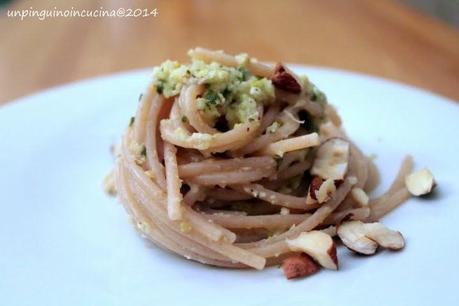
[105,48,433,278]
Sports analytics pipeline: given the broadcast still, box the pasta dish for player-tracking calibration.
[105,48,436,279]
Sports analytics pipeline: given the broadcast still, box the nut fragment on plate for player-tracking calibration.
[282,253,319,279]
[286,231,338,270]
[311,138,350,181]
[271,64,303,94]
[337,221,405,255]
[405,168,436,196]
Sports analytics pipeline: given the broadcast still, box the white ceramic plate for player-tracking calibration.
[1,66,458,306]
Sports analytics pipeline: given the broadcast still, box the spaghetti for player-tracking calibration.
[106,48,420,275]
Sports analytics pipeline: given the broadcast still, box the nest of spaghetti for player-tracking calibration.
[107,48,434,279]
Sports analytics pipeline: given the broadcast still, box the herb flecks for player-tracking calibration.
[238,67,250,81]
[140,145,147,157]
[274,155,283,170]
[204,90,220,105]
[156,83,164,94]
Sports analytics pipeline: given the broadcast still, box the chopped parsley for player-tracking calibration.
[156,83,164,94]
[204,90,220,105]
[309,85,327,103]
[237,67,250,81]
[222,87,231,99]
[274,155,283,169]
[129,116,135,127]
[140,145,147,157]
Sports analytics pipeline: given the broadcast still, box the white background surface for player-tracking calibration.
[0,66,458,306]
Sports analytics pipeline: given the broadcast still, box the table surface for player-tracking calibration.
[0,0,458,106]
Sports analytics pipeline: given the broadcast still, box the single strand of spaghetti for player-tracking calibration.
[204,122,260,153]
[349,142,369,189]
[296,99,324,117]
[234,229,270,244]
[164,141,183,220]
[232,184,319,210]
[258,133,320,156]
[145,95,167,190]
[178,156,275,178]
[189,167,275,187]
[260,104,281,131]
[334,193,356,212]
[236,112,300,155]
[200,209,248,216]
[204,104,264,153]
[188,47,272,78]
[368,187,411,221]
[134,84,155,143]
[160,119,260,152]
[202,213,310,229]
[206,188,252,201]
[169,99,184,121]
[278,96,323,117]
[277,150,308,172]
[177,147,204,164]
[277,160,312,181]
[368,155,413,220]
[365,157,380,192]
[183,184,205,206]
[324,104,342,127]
[156,98,174,163]
[180,84,218,134]
[319,121,346,141]
[386,155,414,193]
[323,207,370,225]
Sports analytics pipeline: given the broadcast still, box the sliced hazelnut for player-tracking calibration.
[405,168,436,196]
[351,187,369,207]
[282,253,319,279]
[305,191,317,205]
[337,221,377,255]
[311,138,350,181]
[286,231,338,270]
[306,176,321,205]
[309,176,323,201]
[307,176,338,205]
[337,221,405,255]
[363,223,405,250]
[271,64,302,94]
[315,178,336,203]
